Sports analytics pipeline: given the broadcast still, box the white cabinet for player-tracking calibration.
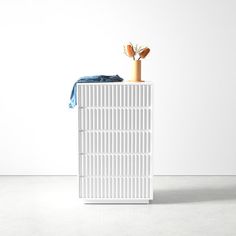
[77,82,153,203]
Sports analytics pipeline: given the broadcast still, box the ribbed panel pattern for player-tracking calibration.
[79,154,151,176]
[78,83,152,200]
[79,108,151,130]
[79,132,151,154]
[79,177,150,199]
[78,84,151,108]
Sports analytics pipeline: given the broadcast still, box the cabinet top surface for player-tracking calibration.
[77,81,152,86]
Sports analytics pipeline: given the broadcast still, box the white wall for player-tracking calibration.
[0,0,235,175]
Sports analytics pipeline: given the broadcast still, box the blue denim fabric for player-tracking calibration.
[69,75,123,108]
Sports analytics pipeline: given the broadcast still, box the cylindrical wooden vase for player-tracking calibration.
[129,60,143,82]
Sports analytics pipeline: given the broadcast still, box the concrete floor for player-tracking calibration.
[0,176,236,236]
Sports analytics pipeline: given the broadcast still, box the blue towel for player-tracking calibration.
[69,75,123,108]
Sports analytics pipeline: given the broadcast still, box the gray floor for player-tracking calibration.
[0,176,236,236]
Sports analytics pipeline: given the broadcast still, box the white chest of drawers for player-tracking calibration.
[77,82,153,203]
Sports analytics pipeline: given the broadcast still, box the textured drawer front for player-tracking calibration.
[79,108,151,131]
[79,177,151,199]
[77,84,151,108]
[79,131,151,154]
[79,154,151,177]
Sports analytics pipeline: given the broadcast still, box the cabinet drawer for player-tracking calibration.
[79,154,151,177]
[77,84,152,108]
[79,108,151,131]
[79,176,151,199]
[79,131,151,154]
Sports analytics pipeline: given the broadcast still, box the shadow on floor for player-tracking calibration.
[151,185,236,204]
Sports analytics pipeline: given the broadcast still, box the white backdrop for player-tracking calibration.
[0,0,236,175]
